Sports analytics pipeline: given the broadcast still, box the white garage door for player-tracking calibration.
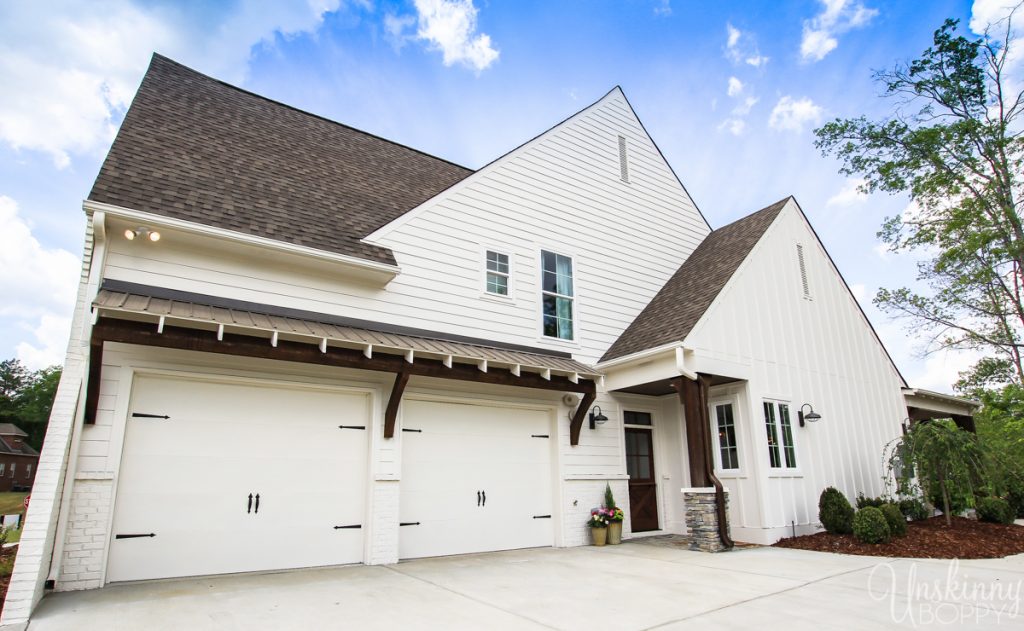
[399,398,554,559]
[106,374,369,583]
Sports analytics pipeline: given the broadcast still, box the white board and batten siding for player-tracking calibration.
[685,199,907,544]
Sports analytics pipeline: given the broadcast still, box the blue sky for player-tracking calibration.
[0,0,1016,392]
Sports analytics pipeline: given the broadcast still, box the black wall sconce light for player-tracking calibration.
[798,403,821,427]
[589,406,609,430]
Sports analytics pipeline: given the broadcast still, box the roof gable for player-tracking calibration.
[89,54,473,265]
[601,198,788,362]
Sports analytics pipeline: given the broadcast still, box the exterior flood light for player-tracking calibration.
[798,403,821,427]
[589,406,609,430]
[125,227,161,242]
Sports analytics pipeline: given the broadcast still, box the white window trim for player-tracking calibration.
[762,398,802,476]
[709,397,745,478]
[536,246,581,347]
[480,246,514,302]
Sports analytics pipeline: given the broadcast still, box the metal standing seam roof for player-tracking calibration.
[93,289,600,379]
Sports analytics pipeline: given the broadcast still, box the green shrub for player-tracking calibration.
[928,485,970,516]
[898,497,930,521]
[819,487,854,535]
[1006,481,1024,519]
[976,497,1014,525]
[879,504,907,537]
[856,493,887,509]
[853,507,892,544]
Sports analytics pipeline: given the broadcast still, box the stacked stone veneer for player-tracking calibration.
[683,488,730,553]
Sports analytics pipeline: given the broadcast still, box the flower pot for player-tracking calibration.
[591,527,608,546]
[607,521,622,545]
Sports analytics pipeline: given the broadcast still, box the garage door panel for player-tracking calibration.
[107,375,369,583]
[399,399,554,560]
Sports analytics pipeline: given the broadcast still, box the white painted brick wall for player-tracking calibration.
[54,480,113,591]
[560,479,630,547]
[366,480,399,565]
[1,220,94,626]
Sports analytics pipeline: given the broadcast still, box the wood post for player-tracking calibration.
[84,339,104,424]
[569,390,597,446]
[383,371,410,439]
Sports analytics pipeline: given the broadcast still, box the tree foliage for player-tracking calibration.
[815,12,1024,387]
[0,359,61,451]
[887,419,990,526]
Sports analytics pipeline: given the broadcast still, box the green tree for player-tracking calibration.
[0,359,61,451]
[815,12,1024,387]
[888,419,990,526]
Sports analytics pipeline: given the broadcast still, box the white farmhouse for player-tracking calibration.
[1,54,979,625]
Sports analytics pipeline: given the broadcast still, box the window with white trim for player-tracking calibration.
[25,464,31,478]
[485,250,510,296]
[713,403,740,470]
[541,250,574,340]
[763,401,797,469]
[9,463,15,478]
[0,463,6,477]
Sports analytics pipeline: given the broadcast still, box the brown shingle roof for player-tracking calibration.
[89,54,473,265]
[602,198,789,362]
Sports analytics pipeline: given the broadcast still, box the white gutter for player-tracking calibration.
[674,346,697,381]
[594,340,686,370]
[84,200,402,278]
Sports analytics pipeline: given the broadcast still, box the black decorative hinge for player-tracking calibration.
[115,533,156,539]
[338,425,366,430]
[531,434,549,438]
[402,428,422,433]
[399,522,420,526]
[533,515,552,519]
[131,413,170,419]
[333,524,362,529]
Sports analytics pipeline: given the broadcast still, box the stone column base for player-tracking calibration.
[682,487,730,553]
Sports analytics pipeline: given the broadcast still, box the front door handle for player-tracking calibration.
[477,491,481,506]
[248,493,253,514]
[481,490,486,507]
[255,493,260,514]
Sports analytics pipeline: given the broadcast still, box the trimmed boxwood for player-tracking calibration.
[976,497,1014,525]
[879,503,907,537]
[898,497,930,522]
[853,507,892,544]
[856,493,887,509]
[819,487,854,535]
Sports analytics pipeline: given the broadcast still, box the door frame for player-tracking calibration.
[620,402,662,533]
[104,366,380,585]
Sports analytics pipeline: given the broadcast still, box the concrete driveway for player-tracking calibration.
[26,540,1024,630]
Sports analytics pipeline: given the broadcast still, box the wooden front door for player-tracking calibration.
[625,426,659,532]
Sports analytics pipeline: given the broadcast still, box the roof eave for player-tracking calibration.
[86,200,402,285]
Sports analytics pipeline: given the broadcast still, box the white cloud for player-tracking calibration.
[0,196,80,369]
[768,95,823,132]
[909,348,987,394]
[0,0,343,169]
[970,1,1023,101]
[727,76,744,97]
[827,178,868,207]
[718,118,746,136]
[849,282,867,302]
[653,0,672,17]
[412,0,499,72]
[874,242,892,260]
[801,0,879,62]
[724,23,769,67]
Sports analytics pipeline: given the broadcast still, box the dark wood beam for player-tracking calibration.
[92,318,597,396]
[383,371,410,439]
[84,338,104,424]
[569,390,597,446]
[675,374,734,549]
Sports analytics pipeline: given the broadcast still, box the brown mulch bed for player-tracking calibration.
[774,516,1024,559]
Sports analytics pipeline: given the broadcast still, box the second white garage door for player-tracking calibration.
[399,398,554,559]
[106,374,369,583]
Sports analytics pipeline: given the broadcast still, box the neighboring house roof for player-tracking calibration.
[0,424,27,438]
[93,281,600,379]
[89,54,473,265]
[0,437,38,457]
[602,198,789,362]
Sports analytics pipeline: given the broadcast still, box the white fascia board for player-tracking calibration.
[85,200,402,280]
[903,388,981,410]
[594,341,686,370]
[362,87,627,245]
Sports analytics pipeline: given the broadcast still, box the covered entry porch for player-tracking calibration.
[601,347,742,551]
